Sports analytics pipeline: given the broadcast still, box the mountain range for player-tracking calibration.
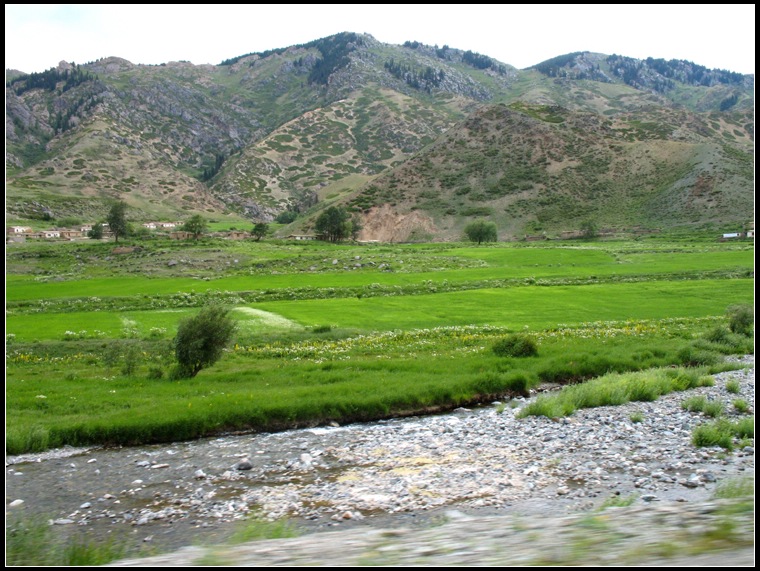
[5,32,754,241]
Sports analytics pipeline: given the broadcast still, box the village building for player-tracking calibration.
[59,229,84,239]
[7,226,33,235]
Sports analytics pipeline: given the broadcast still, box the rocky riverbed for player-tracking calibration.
[6,356,755,565]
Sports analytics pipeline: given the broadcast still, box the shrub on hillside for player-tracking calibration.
[492,334,538,357]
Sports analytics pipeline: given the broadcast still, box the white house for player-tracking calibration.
[7,226,32,234]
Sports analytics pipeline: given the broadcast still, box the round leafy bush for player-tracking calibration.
[727,304,754,336]
[492,334,538,357]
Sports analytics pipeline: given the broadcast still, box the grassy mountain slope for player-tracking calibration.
[336,102,753,241]
[5,36,754,239]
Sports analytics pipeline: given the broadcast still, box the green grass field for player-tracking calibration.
[6,236,755,454]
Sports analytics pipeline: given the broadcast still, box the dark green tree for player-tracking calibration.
[106,201,129,243]
[173,305,237,379]
[580,219,598,239]
[275,210,298,224]
[87,223,104,239]
[350,214,363,240]
[251,222,269,241]
[182,214,208,240]
[464,220,497,244]
[315,206,352,243]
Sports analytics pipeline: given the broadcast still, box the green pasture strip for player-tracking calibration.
[434,245,617,266]
[6,270,750,317]
[7,329,744,454]
[613,250,754,272]
[6,275,215,301]
[446,244,754,270]
[5,307,301,343]
[3,309,193,343]
[252,279,754,332]
[5,279,753,343]
[6,244,753,302]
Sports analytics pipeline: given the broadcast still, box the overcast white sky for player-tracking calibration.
[5,4,756,76]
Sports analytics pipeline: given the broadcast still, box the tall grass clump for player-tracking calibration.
[691,416,754,450]
[726,303,754,336]
[692,420,735,450]
[503,371,539,397]
[518,367,712,419]
[725,379,741,394]
[480,370,539,397]
[712,477,754,500]
[676,343,721,367]
[227,514,300,544]
[733,399,750,414]
[681,395,708,412]
[6,514,129,566]
[733,416,754,438]
[681,396,724,417]
[491,333,538,357]
[702,401,725,418]
[311,324,332,333]
[598,493,638,510]
[492,334,538,357]
[701,325,753,354]
[6,425,51,455]
[666,368,709,391]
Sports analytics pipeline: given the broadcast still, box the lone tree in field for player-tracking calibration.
[173,305,237,378]
[182,214,208,240]
[251,222,269,241]
[464,220,497,244]
[106,201,129,243]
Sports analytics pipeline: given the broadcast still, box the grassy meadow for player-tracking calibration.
[5,235,755,455]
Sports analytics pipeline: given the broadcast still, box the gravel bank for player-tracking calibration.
[105,498,754,566]
[7,356,755,565]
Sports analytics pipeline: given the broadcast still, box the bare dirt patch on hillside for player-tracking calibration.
[359,204,439,242]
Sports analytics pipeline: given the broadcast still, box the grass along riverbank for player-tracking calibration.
[6,315,753,455]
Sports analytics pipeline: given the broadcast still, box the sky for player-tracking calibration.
[5,4,756,76]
